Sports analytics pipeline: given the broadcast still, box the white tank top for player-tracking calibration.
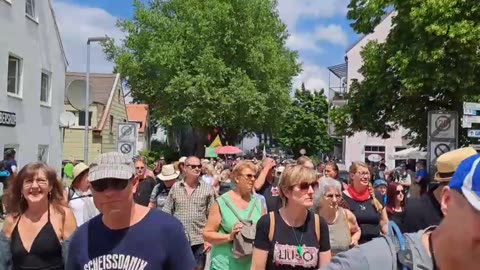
[67,188,99,226]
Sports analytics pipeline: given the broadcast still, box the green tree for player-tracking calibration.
[104,0,299,155]
[277,86,333,157]
[332,0,480,146]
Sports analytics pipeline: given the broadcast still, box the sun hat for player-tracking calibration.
[88,152,135,182]
[157,164,180,181]
[434,147,477,182]
[179,156,187,163]
[72,163,89,182]
[449,153,480,211]
[373,179,388,188]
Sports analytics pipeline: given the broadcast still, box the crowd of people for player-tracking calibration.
[0,146,478,270]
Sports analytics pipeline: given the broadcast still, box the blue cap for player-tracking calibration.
[373,179,387,188]
[449,154,480,211]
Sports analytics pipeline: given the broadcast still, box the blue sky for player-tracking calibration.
[53,0,360,91]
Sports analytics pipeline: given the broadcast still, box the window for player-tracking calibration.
[37,145,49,163]
[394,147,407,168]
[364,145,386,164]
[77,111,93,127]
[117,90,122,103]
[109,115,114,134]
[40,72,51,103]
[7,55,22,95]
[25,0,35,18]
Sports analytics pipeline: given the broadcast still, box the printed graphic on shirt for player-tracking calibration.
[83,254,148,270]
[273,242,318,268]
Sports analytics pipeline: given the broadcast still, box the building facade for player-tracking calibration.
[63,72,128,163]
[0,0,67,170]
[329,12,409,169]
[126,104,151,152]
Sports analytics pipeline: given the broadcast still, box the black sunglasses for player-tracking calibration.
[396,190,406,195]
[187,164,202,169]
[325,194,342,199]
[296,182,319,191]
[91,178,130,192]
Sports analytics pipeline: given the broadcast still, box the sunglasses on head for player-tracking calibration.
[187,164,202,169]
[296,181,319,191]
[91,178,130,192]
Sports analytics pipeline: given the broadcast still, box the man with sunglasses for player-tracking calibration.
[322,152,480,270]
[163,156,216,270]
[254,158,282,212]
[133,158,156,206]
[66,152,195,270]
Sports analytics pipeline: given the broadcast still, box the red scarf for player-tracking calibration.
[347,185,371,201]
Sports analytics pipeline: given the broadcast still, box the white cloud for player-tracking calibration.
[277,0,349,30]
[286,33,323,53]
[293,63,329,92]
[53,1,124,73]
[315,24,349,47]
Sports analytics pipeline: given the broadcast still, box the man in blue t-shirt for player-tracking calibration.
[66,152,195,270]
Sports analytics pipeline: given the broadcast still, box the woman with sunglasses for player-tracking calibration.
[203,161,265,270]
[385,182,406,228]
[313,178,361,255]
[252,165,332,270]
[342,162,388,244]
[0,162,77,270]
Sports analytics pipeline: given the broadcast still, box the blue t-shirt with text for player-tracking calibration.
[66,209,195,270]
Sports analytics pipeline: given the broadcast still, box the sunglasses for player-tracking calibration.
[296,182,319,191]
[240,174,256,179]
[325,194,342,199]
[187,164,202,170]
[396,190,406,195]
[136,167,145,170]
[91,178,130,192]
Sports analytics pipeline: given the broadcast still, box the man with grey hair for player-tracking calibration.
[66,152,195,270]
[314,177,361,255]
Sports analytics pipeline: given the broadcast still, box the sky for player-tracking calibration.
[53,0,360,92]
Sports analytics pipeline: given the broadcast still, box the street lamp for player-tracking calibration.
[85,36,109,164]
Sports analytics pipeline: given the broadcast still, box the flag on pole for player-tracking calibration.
[209,135,223,148]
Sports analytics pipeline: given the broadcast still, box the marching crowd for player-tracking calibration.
[0,146,478,270]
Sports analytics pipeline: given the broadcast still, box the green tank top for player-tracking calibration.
[210,192,263,270]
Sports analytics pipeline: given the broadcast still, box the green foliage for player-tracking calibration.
[277,88,333,156]
[104,0,300,142]
[334,0,480,146]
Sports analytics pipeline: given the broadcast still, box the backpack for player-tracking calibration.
[267,211,321,243]
[387,220,412,270]
[220,197,258,260]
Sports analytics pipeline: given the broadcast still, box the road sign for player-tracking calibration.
[117,141,136,159]
[464,102,480,116]
[468,129,480,138]
[117,123,137,142]
[428,111,458,140]
[429,141,456,165]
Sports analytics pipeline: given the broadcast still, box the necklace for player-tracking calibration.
[291,224,305,256]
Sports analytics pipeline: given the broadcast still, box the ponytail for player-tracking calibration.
[368,181,383,213]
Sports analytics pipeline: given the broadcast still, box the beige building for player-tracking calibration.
[63,72,128,162]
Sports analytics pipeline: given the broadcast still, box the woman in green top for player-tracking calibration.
[203,161,265,270]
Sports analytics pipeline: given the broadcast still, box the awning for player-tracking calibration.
[390,147,427,160]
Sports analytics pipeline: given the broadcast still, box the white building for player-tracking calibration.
[329,12,409,169]
[0,0,67,170]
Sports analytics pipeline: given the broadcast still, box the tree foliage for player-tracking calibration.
[277,85,333,156]
[333,0,480,146]
[104,0,299,153]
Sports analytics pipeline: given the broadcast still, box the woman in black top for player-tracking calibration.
[342,162,388,244]
[252,165,331,269]
[1,162,77,270]
[385,182,406,228]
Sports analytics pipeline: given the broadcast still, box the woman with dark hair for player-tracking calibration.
[385,182,406,228]
[0,162,77,270]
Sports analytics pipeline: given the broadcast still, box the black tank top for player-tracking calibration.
[10,205,64,270]
[342,194,381,244]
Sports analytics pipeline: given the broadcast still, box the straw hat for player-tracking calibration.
[72,163,89,182]
[157,164,180,181]
[434,147,477,182]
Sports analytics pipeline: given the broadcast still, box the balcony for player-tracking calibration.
[327,63,348,108]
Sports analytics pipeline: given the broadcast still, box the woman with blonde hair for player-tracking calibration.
[0,162,77,269]
[313,177,361,255]
[203,161,265,270]
[252,165,331,270]
[342,162,388,244]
